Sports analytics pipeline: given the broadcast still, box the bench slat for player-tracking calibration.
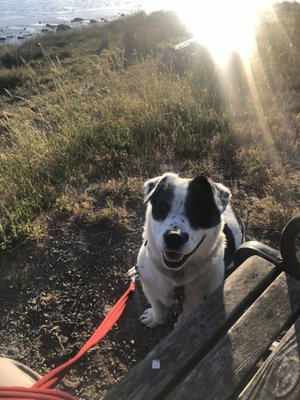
[238,316,300,400]
[104,256,278,400]
[165,272,300,400]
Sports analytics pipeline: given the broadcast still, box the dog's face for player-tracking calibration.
[144,173,230,270]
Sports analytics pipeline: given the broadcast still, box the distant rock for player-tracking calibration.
[90,19,97,24]
[71,17,84,23]
[159,39,202,74]
[41,28,49,33]
[101,18,108,22]
[0,37,6,42]
[46,23,57,29]
[120,13,125,18]
[56,24,71,32]
[17,36,25,40]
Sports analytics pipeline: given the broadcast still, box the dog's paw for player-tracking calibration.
[140,308,162,328]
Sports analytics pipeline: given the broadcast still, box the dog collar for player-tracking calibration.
[173,286,185,303]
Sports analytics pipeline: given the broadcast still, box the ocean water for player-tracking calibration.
[0,0,176,43]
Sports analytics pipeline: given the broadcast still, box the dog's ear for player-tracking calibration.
[212,181,231,213]
[143,176,163,203]
[191,176,231,213]
[144,172,178,204]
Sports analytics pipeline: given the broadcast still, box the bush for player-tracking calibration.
[0,67,32,92]
[122,11,189,58]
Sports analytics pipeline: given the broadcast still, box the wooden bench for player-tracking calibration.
[104,215,300,400]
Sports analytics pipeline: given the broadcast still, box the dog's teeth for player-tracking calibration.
[164,254,184,263]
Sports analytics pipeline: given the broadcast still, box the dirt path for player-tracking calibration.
[0,212,174,399]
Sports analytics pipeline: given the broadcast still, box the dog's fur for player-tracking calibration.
[136,173,243,327]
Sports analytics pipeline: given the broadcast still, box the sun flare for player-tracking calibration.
[173,0,275,66]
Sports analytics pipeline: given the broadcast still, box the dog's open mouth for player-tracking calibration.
[162,235,206,269]
[163,252,188,269]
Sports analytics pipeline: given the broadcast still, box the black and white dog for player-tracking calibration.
[133,173,243,328]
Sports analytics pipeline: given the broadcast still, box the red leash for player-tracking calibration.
[0,280,135,400]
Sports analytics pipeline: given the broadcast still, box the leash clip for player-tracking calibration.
[173,286,185,304]
[128,265,139,283]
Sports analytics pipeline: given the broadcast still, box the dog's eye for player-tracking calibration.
[151,200,170,221]
[194,210,205,218]
[193,205,208,217]
[158,202,170,214]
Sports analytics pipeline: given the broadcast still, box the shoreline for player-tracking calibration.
[0,12,128,45]
[0,1,175,46]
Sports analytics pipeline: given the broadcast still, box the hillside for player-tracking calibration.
[0,5,299,399]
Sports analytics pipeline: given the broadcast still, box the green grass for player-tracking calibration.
[0,6,299,250]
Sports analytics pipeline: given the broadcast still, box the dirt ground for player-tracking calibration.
[0,209,175,399]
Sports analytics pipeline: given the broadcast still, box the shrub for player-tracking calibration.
[0,67,32,92]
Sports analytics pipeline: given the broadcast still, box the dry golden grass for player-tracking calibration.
[0,6,299,250]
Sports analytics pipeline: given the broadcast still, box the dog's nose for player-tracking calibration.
[163,229,189,250]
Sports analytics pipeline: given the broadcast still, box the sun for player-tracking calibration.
[173,0,275,66]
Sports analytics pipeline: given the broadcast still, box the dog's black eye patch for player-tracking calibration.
[150,181,174,221]
[185,176,220,229]
[152,200,171,220]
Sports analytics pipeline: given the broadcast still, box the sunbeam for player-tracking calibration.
[174,0,275,66]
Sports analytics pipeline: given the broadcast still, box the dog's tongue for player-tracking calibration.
[165,252,182,261]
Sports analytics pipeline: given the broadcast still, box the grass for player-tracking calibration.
[0,5,299,250]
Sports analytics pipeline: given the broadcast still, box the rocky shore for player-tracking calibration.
[0,13,126,45]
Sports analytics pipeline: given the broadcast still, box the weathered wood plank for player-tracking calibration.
[104,256,278,400]
[238,316,300,400]
[165,272,300,400]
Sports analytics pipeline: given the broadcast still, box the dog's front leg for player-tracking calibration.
[176,271,224,326]
[140,287,168,328]
[140,303,167,328]
[176,284,211,326]
[176,294,202,326]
